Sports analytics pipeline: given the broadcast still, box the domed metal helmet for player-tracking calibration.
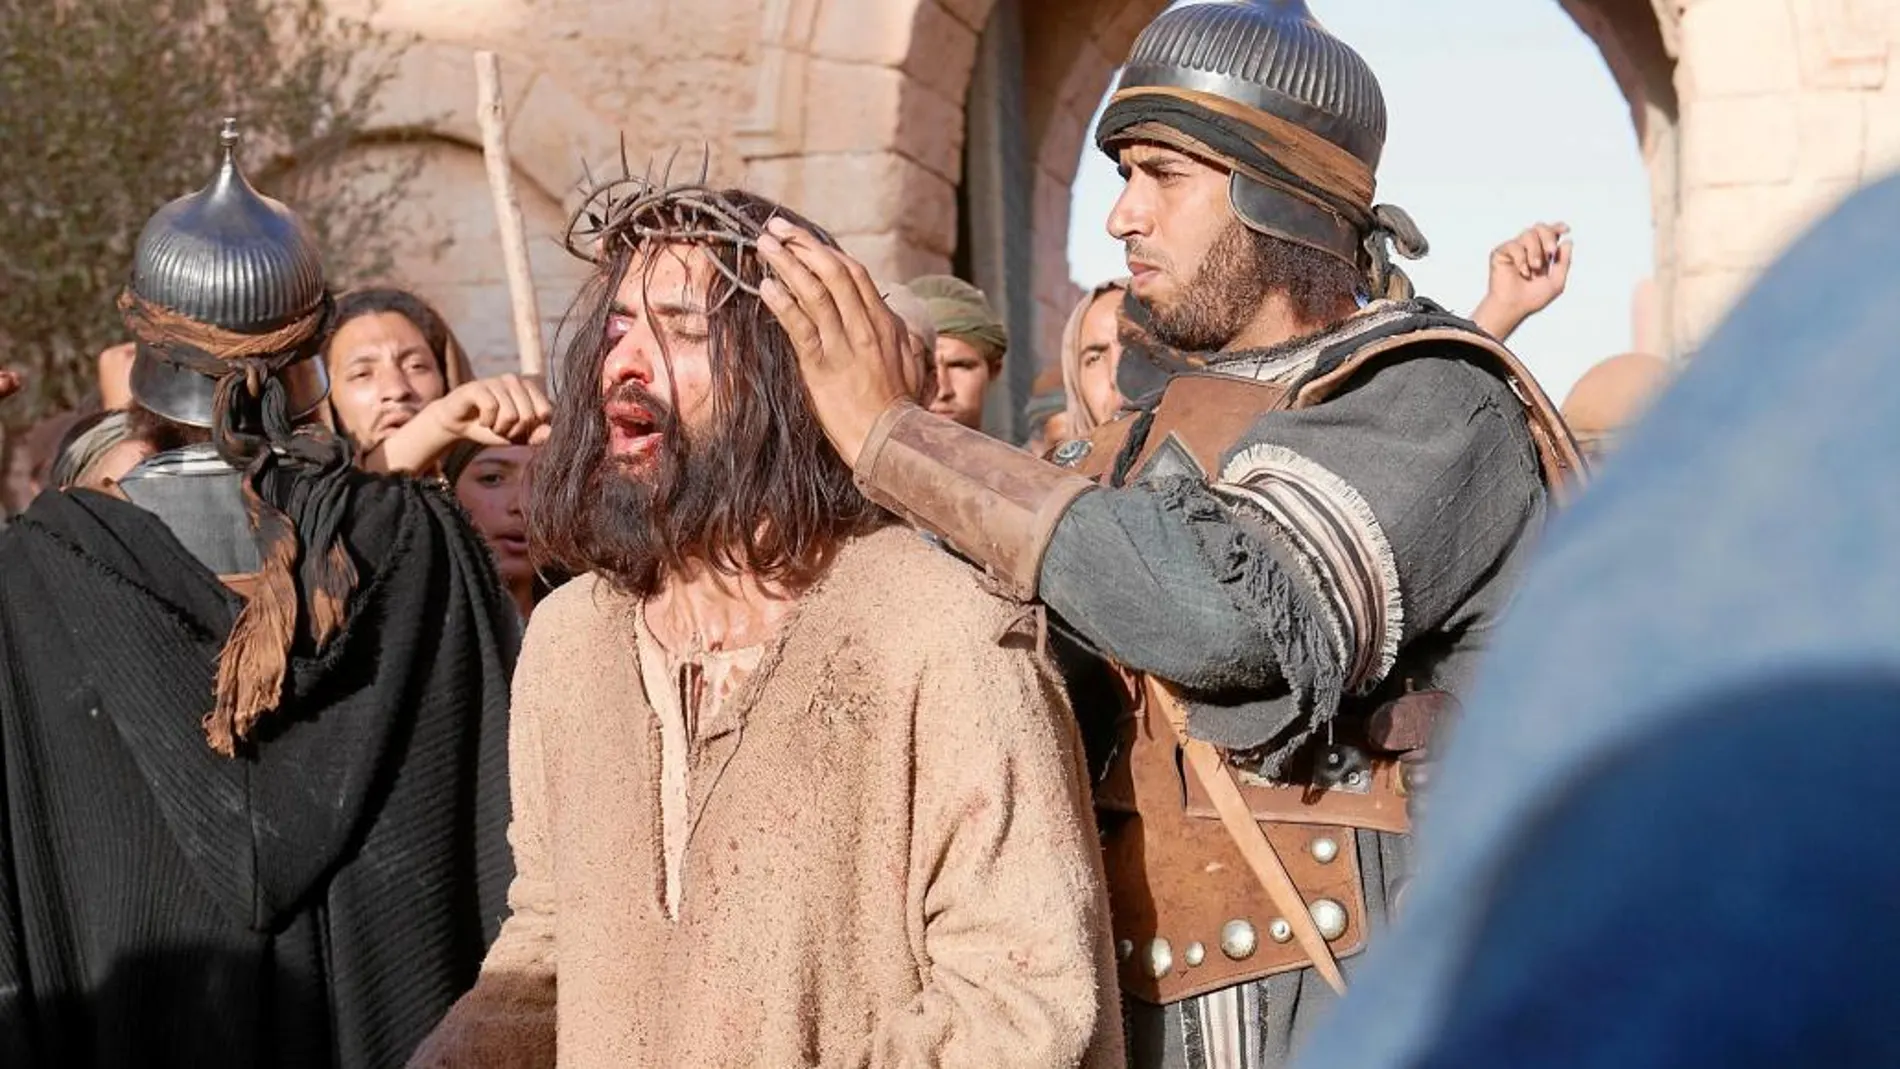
[123,118,332,428]
[1096,0,1426,295]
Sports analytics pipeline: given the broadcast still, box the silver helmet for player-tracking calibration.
[125,118,331,428]
[1097,1,1423,284]
[1116,0,1386,171]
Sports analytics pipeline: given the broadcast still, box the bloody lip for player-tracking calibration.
[604,402,662,459]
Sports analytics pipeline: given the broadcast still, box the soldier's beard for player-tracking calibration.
[1145,219,1276,354]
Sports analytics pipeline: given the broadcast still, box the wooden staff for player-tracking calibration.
[473,50,545,376]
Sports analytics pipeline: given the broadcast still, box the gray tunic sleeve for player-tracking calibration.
[1039,353,1543,761]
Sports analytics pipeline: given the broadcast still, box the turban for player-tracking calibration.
[909,275,1008,369]
[1097,90,1428,300]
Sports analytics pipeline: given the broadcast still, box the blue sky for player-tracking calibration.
[1066,0,1654,401]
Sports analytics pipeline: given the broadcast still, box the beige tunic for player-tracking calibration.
[631,610,764,919]
[410,526,1122,1068]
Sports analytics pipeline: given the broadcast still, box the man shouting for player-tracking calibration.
[411,183,1121,1068]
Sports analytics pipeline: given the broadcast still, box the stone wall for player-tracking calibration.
[348,0,1900,384]
[1668,0,1898,352]
[339,0,1156,380]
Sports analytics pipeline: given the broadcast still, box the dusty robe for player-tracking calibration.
[410,525,1123,1068]
[0,480,517,1068]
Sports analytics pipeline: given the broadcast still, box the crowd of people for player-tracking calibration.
[6,0,1887,1067]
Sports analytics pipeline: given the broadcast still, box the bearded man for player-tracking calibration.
[410,183,1120,1069]
[761,2,1583,1066]
[0,121,517,1067]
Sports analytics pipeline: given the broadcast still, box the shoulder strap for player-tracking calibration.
[1293,319,1589,504]
[1066,373,1295,487]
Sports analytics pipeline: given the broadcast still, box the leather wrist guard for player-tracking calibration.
[853,402,1095,600]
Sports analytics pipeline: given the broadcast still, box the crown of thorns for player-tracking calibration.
[564,144,771,311]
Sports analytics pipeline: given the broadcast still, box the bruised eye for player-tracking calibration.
[605,314,632,341]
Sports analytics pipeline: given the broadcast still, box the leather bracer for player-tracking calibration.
[853,402,1095,601]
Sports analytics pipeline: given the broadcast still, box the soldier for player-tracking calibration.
[0,121,517,1068]
[757,2,1583,1066]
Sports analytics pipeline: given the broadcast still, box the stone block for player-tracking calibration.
[1032,167,1073,246]
[1789,0,1892,91]
[1037,98,1097,185]
[1677,0,1800,99]
[626,58,750,148]
[935,0,994,34]
[810,0,918,65]
[1860,82,1900,179]
[902,0,982,104]
[1680,95,1798,189]
[661,0,760,61]
[1794,91,1868,181]
[1058,39,1119,114]
[744,152,955,255]
[507,72,616,202]
[1033,296,1069,372]
[1033,235,1077,310]
[1672,268,1757,353]
[1677,179,1856,275]
[840,231,949,282]
[897,165,962,257]
[801,60,906,156]
[1098,0,1168,60]
[370,41,539,145]
[893,82,968,184]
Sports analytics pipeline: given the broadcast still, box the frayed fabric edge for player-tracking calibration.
[1218,443,1405,694]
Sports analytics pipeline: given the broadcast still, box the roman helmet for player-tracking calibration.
[1095,0,1427,297]
[123,118,332,429]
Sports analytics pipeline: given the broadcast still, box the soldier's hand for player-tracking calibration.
[756,216,911,468]
[1471,222,1572,342]
[427,373,553,447]
[0,368,20,401]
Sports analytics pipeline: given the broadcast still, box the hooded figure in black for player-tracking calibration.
[0,120,516,1068]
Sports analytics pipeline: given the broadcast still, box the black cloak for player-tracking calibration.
[0,476,516,1068]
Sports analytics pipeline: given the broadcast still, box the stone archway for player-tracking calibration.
[1559,0,1679,356]
[1019,0,1169,365]
[316,41,621,376]
[341,0,1900,392]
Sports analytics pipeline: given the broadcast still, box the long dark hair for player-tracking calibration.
[326,287,474,386]
[529,189,886,597]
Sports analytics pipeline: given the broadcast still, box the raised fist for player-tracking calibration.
[427,373,553,447]
[1472,222,1573,342]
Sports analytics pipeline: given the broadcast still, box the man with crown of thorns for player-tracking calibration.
[410,171,1123,1068]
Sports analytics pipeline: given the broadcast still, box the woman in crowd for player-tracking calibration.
[440,439,553,620]
[1058,278,1130,437]
[324,287,550,473]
